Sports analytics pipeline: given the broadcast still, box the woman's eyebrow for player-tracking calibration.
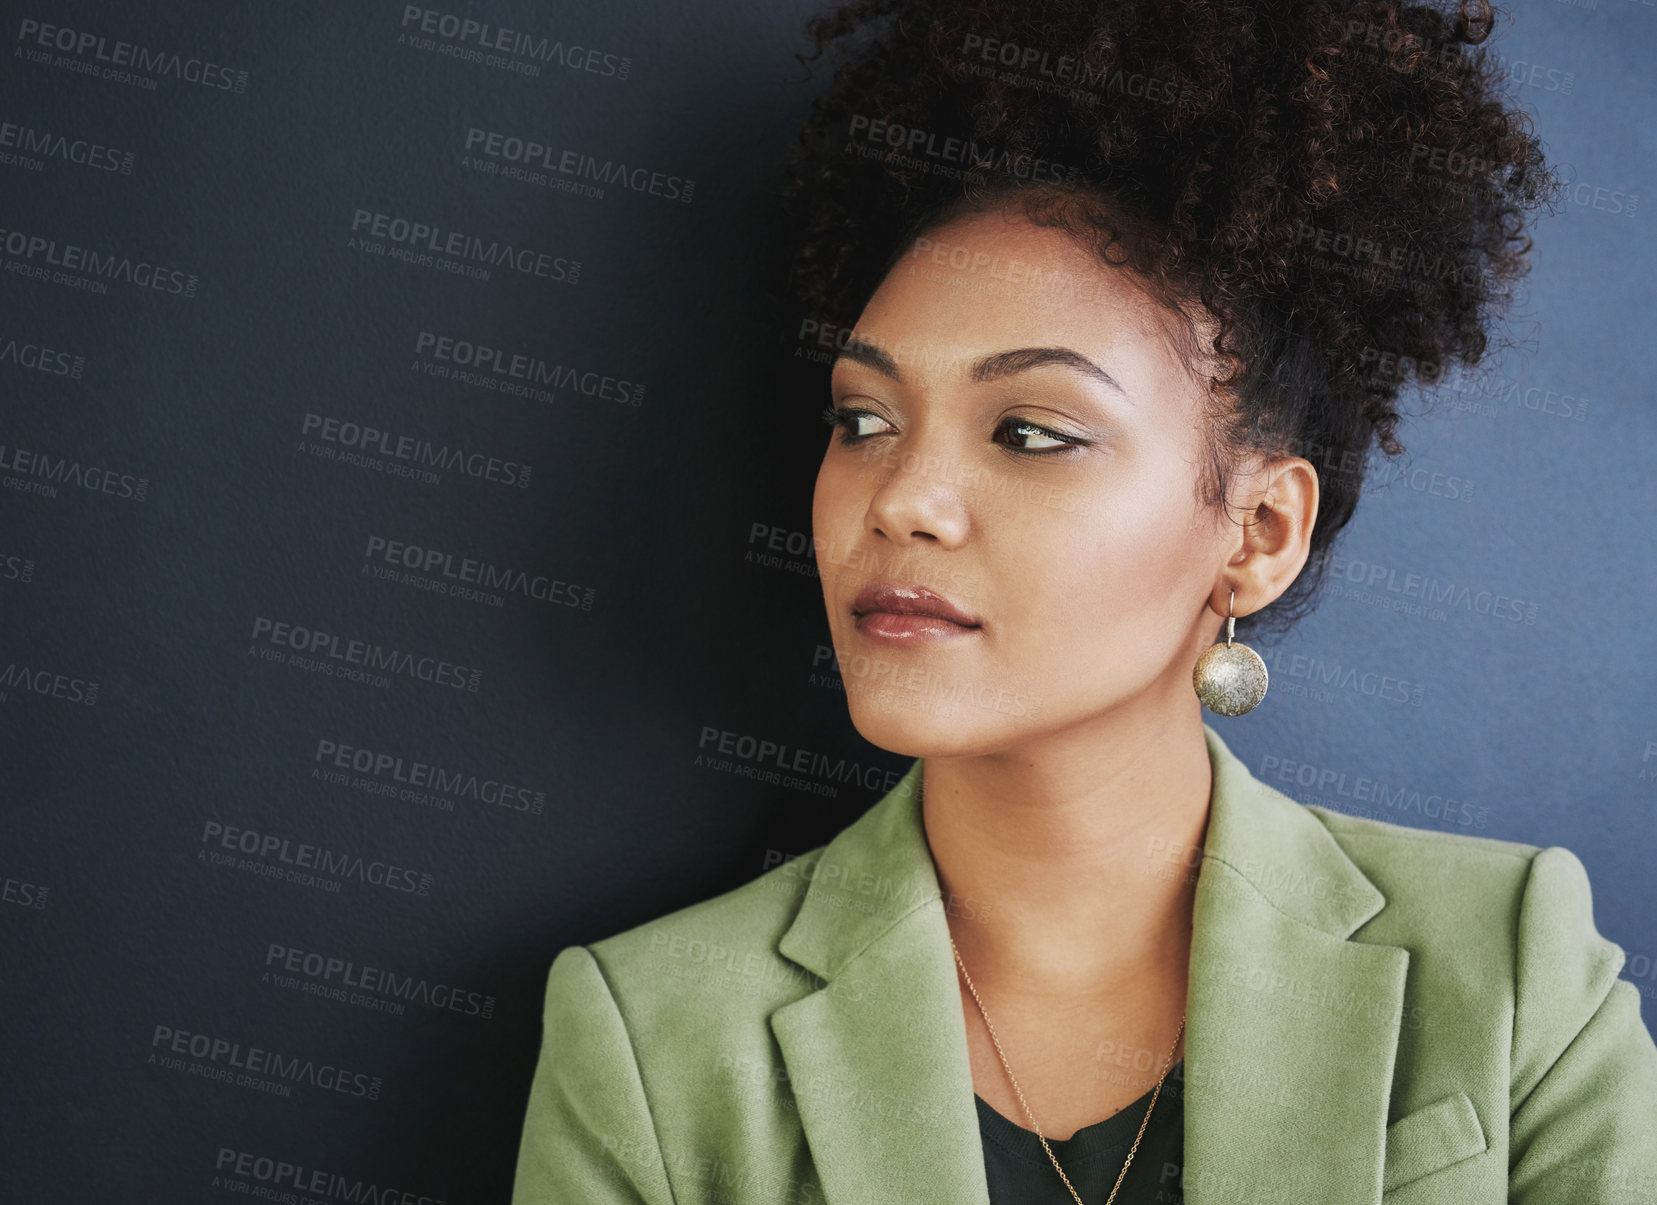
[834,337,1128,399]
[971,347,1128,398]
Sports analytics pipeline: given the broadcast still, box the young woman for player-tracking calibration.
[512,1,1657,1202]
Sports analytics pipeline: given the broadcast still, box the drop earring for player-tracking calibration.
[1193,587,1268,716]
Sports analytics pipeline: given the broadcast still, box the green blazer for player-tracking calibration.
[511,724,1657,1204]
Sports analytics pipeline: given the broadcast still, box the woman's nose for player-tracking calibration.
[863,441,971,548]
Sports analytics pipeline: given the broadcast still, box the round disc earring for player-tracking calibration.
[1193,587,1268,716]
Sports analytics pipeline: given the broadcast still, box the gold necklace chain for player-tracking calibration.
[949,933,1185,1205]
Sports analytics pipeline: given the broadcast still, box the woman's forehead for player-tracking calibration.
[845,215,1199,386]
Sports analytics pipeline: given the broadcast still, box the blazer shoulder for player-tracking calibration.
[575,846,831,1024]
[1307,806,1629,1037]
[1304,804,1545,948]
[1306,801,1543,866]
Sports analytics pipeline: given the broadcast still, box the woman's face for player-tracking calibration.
[813,204,1246,758]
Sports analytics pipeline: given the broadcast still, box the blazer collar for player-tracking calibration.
[769,723,1410,1205]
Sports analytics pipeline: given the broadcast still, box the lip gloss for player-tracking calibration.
[853,611,981,646]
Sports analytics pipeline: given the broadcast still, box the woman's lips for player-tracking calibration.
[853,611,982,644]
[849,581,982,645]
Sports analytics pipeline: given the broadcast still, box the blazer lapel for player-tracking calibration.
[1181,724,1408,1205]
[768,724,1409,1205]
[769,757,991,1205]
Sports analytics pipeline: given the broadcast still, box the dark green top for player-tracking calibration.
[976,1060,1185,1204]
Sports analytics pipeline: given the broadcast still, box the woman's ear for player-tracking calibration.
[1211,453,1319,619]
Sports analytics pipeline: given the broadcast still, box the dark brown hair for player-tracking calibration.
[775,0,1557,639]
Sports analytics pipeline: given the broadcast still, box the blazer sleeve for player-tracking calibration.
[511,945,677,1205]
[1507,846,1657,1204]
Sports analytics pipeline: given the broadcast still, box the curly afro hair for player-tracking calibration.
[774,0,1557,640]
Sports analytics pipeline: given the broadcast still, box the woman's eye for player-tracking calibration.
[996,419,1078,453]
[820,406,893,445]
[820,407,1083,454]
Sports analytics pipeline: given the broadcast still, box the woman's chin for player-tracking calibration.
[843,688,1013,760]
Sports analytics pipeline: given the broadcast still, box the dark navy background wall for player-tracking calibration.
[1,2,1651,1201]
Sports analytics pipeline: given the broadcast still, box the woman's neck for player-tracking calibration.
[921,708,1214,989]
